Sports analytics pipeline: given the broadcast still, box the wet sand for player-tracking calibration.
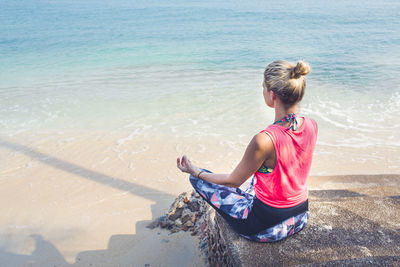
[0,132,398,266]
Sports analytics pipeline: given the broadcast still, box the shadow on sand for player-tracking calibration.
[0,139,179,266]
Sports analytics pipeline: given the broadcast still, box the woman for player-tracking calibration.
[177,60,317,242]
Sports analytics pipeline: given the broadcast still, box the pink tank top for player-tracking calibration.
[254,117,318,208]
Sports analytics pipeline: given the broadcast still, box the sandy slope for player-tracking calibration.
[0,132,210,266]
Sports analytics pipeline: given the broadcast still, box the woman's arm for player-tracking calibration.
[177,133,275,188]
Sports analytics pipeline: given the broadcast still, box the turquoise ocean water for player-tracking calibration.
[1,0,400,171]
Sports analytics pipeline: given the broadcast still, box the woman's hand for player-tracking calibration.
[177,155,201,177]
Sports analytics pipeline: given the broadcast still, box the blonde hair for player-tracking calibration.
[264,60,311,105]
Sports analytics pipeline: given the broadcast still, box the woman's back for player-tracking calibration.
[254,117,318,208]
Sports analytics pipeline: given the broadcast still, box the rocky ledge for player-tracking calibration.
[205,174,400,266]
[150,174,400,266]
[147,190,208,236]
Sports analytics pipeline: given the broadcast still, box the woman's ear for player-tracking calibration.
[269,90,277,107]
[270,90,276,101]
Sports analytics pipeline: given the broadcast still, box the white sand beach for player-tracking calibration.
[0,133,209,266]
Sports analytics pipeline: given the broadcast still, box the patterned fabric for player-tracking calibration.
[273,113,298,131]
[190,172,254,219]
[258,165,273,174]
[241,211,309,242]
[189,170,308,242]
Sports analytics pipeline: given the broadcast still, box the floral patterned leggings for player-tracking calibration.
[189,170,309,242]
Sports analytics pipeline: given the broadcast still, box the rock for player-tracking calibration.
[184,220,194,227]
[181,214,191,224]
[188,200,200,212]
[168,208,183,221]
[203,175,400,266]
[201,221,207,232]
[200,241,207,249]
[160,221,167,229]
[170,228,179,234]
[176,201,184,209]
[167,223,174,230]
[175,218,182,227]
[146,220,159,229]
[147,189,208,235]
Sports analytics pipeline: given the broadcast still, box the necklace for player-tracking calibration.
[273,113,298,131]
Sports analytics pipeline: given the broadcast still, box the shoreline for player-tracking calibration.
[1,130,398,176]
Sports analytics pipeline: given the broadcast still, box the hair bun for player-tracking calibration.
[291,60,311,79]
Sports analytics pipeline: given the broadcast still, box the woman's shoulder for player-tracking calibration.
[255,131,273,145]
[303,117,318,133]
[248,132,274,156]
